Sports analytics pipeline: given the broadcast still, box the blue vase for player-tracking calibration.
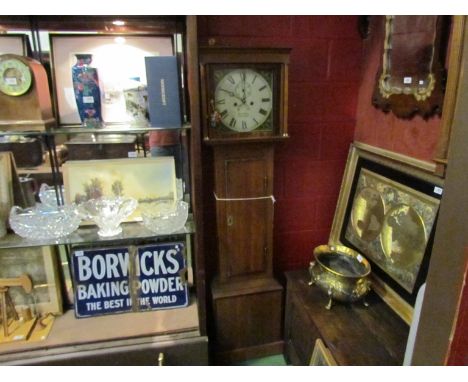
[72,54,103,128]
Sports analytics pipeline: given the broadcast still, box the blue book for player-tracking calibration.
[145,56,182,128]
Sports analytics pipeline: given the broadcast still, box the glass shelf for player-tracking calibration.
[0,216,195,249]
[0,123,192,137]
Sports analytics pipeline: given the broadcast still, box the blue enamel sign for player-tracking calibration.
[72,242,188,318]
[136,243,188,311]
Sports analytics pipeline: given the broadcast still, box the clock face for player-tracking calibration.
[213,68,273,132]
[0,58,33,96]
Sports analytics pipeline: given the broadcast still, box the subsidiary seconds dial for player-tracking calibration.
[213,68,273,132]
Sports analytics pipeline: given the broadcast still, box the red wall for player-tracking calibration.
[198,16,363,273]
[354,16,443,162]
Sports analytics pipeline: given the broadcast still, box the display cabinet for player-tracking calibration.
[0,16,207,365]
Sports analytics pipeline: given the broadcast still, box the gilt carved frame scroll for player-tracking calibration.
[372,16,448,119]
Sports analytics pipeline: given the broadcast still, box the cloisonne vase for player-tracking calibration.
[72,54,103,128]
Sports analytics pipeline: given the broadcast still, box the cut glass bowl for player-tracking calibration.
[141,200,189,235]
[9,204,81,239]
[38,183,65,208]
[77,196,137,237]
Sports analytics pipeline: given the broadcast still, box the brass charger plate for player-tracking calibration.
[380,204,427,268]
[351,187,385,242]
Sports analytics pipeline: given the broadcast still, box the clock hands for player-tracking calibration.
[241,71,247,105]
[219,88,243,102]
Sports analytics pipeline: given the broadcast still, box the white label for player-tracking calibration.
[5,77,17,85]
[403,77,412,84]
[75,250,84,257]
[128,151,137,158]
[83,96,94,104]
[419,80,425,85]
[357,254,364,263]
[434,186,443,195]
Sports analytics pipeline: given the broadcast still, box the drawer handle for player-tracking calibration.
[158,352,165,366]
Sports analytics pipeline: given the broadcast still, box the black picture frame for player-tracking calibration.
[340,156,441,305]
[329,143,444,322]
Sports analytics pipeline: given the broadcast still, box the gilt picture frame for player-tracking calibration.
[0,152,14,233]
[0,246,62,315]
[309,338,337,366]
[372,15,448,118]
[329,143,443,324]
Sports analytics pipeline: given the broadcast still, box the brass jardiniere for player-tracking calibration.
[309,245,371,309]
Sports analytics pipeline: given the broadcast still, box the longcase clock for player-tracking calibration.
[200,47,290,363]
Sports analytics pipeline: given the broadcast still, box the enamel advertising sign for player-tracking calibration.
[72,242,188,318]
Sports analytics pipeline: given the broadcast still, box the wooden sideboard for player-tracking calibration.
[284,269,409,365]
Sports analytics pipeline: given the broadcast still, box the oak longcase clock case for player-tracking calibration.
[200,47,290,362]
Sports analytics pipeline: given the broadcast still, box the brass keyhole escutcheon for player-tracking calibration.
[227,215,234,226]
[157,352,164,366]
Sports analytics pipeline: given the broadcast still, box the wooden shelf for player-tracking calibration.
[0,297,199,364]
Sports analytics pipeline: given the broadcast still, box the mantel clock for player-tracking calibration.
[0,54,54,131]
[199,47,289,143]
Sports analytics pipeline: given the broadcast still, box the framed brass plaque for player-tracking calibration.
[329,144,443,322]
[344,167,439,296]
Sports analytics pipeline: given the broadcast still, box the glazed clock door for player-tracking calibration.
[214,143,274,282]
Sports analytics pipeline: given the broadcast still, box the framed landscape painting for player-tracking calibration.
[63,157,177,222]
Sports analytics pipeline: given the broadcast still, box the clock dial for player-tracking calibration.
[213,68,273,132]
[0,58,33,96]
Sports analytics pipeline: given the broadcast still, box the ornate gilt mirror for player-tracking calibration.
[372,16,449,119]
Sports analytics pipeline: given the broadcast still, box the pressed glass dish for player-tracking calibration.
[9,203,81,239]
[39,183,65,207]
[141,200,189,235]
[77,196,137,237]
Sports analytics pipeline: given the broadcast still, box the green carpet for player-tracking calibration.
[236,354,288,366]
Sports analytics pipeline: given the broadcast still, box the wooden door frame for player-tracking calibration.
[412,15,468,365]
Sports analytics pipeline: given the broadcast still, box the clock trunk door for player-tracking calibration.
[214,144,274,282]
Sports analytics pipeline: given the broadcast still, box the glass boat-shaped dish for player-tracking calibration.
[9,204,81,239]
[38,183,65,208]
[77,196,137,237]
[141,200,189,235]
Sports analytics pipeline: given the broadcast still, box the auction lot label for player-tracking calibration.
[72,242,188,318]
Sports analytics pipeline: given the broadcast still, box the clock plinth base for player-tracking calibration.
[211,276,283,364]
